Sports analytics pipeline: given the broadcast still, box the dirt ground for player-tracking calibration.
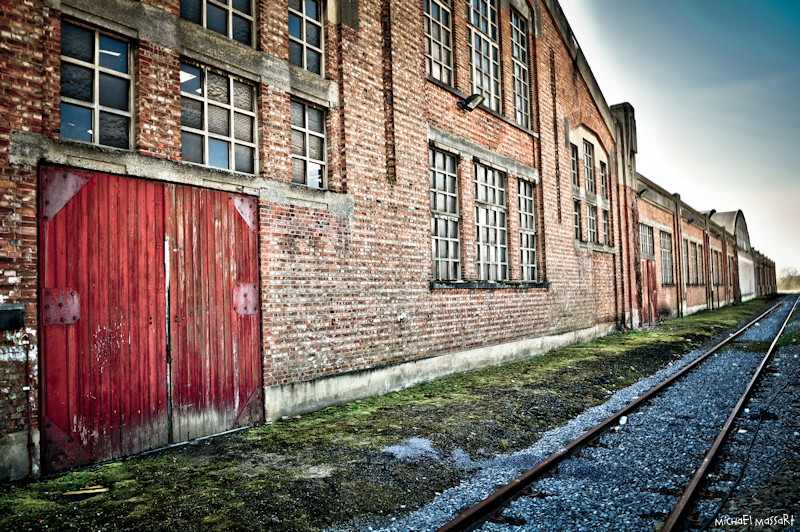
[0,295,782,532]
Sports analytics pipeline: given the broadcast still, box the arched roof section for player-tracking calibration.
[711,210,751,252]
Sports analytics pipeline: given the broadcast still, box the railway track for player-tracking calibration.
[433,294,799,532]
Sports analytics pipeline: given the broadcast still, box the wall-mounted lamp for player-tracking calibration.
[458,93,484,111]
[687,217,695,224]
[636,187,648,197]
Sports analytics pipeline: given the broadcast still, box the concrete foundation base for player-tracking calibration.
[263,322,617,421]
[0,429,39,481]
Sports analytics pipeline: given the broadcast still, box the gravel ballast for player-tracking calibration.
[327,296,799,532]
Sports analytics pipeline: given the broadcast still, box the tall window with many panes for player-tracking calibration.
[289,0,323,75]
[180,0,253,45]
[573,200,581,240]
[587,205,597,243]
[291,100,326,188]
[430,148,460,280]
[180,62,257,173]
[60,22,131,149]
[519,180,536,281]
[583,141,595,193]
[600,161,608,199]
[510,10,529,129]
[424,0,453,85]
[660,231,673,284]
[570,144,578,186]
[467,0,500,111]
[474,162,507,280]
[640,224,654,255]
[602,210,610,245]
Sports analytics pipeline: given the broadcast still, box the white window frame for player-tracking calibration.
[660,231,674,285]
[467,0,501,112]
[474,161,507,280]
[291,99,327,188]
[584,141,595,194]
[430,147,460,280]
[180,0,255,46]
[518,179,537,281]
[60,21,132,149]
[180,61,258,174]
[573,200,581,240]
[289,0,324,76]
[640,224,654,256]
[600,161,608,199]
[570,144,579,186]
[587,204,597,243]
[424,0,453,85]
[602,210,610,246]
[510,10,530,129]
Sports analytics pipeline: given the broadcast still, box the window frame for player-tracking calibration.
[288,0,324,76]
[518,179,537,281]
[602,210,610,246]
[424,0,453,86]
[573,199,581,240]
[570,144,578,186]
[583,141,595,194]
[180,0,255,46]
[467,0,501,112]
[639,224,654,256]
[660,231,674,285]
[430,147,461,280]
[600,161,608,199]
[510,10,530,129]
[60,21,133,149]
[180,60,258,174]
[291,99,327,188]
[587,204,597,244]
[690,241,699,285]
[474,161,508,281]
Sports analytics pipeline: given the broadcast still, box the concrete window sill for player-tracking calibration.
[430,280,550,290]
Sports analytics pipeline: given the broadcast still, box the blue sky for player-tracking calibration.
[558,0,800,273]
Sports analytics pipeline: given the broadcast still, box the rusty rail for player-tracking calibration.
[661,293,799,532]
[435,296,788,532]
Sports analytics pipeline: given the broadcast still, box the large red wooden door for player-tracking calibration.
[41,168,169,472]
[641,259,658,324]
[41,168,262,473]
[166,184,263,442]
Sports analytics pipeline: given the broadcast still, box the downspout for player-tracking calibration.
[22,334,34,477]
[673,194,684,317]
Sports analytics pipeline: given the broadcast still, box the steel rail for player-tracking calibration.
[661,293,799,532]
[435,296,788,532]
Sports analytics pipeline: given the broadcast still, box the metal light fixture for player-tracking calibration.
[458,93,484,111]
[636,187,648,197]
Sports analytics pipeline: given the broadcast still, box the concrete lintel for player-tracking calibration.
[258,180,354,217]
[0,430,40,481]
[428,124,538,183]
[289,65,339,109]
[263,322,616,420]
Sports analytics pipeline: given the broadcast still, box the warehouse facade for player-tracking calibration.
[0,0,775,479]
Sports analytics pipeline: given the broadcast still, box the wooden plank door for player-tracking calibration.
[640,259,658,324]
[40,168,168,473]
[166,184,263,443]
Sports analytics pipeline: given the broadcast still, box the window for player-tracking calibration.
[181,0,253,45]
[180,62,257,173]
[713,250,721,285]
[291,100,326,188]
[519,179,536,281]
[660,231,673,285]
[602,210,610,246]
[430,148,460,280]
[583,141,595,193]
[690,242,698,284]
[474,162,507,280]
[467,0,500,111]
[60,22,131,149]
[289,0,323,75]
[639,224,654,256]
[573,200,581,240]
[698,244,704,284]
[510,10,529,129]
[570,144,578,186]
[587,205,597,243]
[424,0,453,85]
[600,161,608,199]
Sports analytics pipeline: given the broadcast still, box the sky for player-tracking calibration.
[558,0,800,273]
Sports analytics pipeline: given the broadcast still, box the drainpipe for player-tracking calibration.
[22,334,34,477]
[673,194,684,317]
[704,213,713,310]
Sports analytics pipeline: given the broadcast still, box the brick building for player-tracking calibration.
[0,0,775,479]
